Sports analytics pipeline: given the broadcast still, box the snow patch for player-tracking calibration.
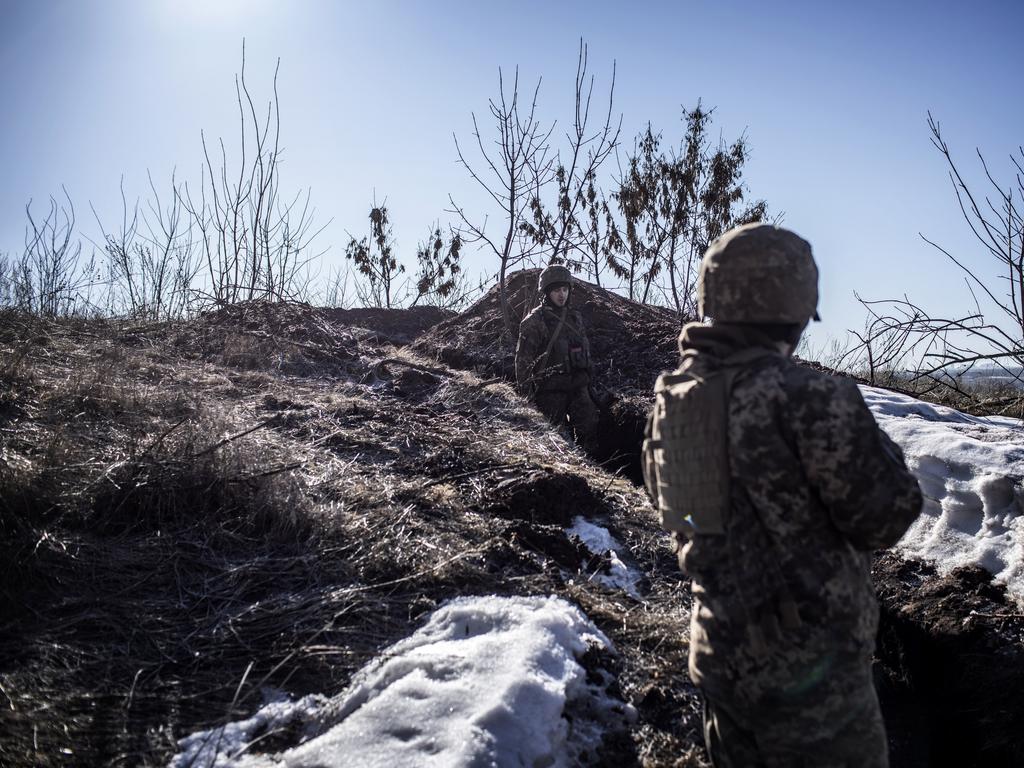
[172,595,630,767]
[171,694,327,768]
[861,386,1024,603]
[567,517,642,598]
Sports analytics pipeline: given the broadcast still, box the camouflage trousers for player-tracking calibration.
[702,677,888,768]
[534,386,600,453]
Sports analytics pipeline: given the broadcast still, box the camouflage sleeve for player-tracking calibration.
[789,373,923,551]
[515,315,544,394]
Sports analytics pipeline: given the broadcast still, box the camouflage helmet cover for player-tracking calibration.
[698,223,819,324]
[538,264,573,294]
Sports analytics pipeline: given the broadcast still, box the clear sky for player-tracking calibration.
[1,0,1021,351]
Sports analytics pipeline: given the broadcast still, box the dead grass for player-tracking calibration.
[0,304,703,767]
[7,293,1021,767]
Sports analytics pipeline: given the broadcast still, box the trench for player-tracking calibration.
[590,396,648,484]
[872,555,1024,768]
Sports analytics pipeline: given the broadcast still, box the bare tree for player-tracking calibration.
[0,252,32,312]
[321,264,354,309]
[520,42,620,280]
[847,112,1024,399]
[16,189,95,316]
[834,292,919,386]
[577,174,618,287]
[0,254,17,308]
[182,41,326,306]
[607,125,666,303]
[449,67,555,338]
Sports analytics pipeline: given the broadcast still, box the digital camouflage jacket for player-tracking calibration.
[666,323,922,722]
[514,300,592,395]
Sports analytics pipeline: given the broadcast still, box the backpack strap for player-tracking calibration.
[525,306,568,390]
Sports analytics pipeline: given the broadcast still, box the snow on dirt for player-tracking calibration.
[566,517,643,598]
[862,386,1024,603]
[172,595,631,768]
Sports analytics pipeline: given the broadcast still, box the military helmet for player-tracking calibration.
[538,264,573,294]
[698,223,819,324]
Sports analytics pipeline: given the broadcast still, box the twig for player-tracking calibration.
[136,416,189,463]
[226,462,304,482]
[202,660,254,764]
[422,462,525,487]
[192,416,280,458]
[374,357,451,379]
[124,668,144,711]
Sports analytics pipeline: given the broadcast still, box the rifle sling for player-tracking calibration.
[530,306,568,384]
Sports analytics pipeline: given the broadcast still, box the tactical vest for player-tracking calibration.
[643,348,777,537]
[531,307,590,391]
[645,346,805,646]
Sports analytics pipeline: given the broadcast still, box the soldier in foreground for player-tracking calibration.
[515,265,600,452]
[643,224,922,767]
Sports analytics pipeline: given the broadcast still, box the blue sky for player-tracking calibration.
[1,0,1021,350]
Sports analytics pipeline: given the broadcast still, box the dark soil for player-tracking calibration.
[321,305,454,345]
[872,552,1024,768]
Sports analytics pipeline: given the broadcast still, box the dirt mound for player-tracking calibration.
[413,269,682,394]
[155,302,448,379]
[164,300,363,377]
[412,270,681,479]
[321,305,453,345]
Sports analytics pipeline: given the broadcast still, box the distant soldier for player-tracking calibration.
[643,224,922,767]
[515,265,600,452]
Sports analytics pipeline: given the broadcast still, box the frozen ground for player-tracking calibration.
[862,386,1024,603]
[172,595,632,768]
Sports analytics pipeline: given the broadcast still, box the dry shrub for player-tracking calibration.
[0,417,329,767]
[86,414,314,539]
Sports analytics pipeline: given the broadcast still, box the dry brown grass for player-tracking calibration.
[7,293,1022,767]
[0,304,706,767]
